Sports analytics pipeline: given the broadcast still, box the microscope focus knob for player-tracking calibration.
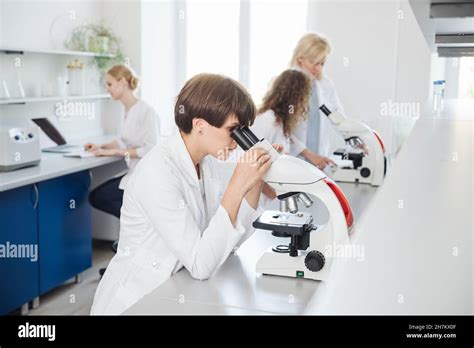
[304,251,325,272]
[360,167,371,178]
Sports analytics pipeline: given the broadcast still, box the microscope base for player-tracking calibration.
[331,164,384,186]
[256,247,331,281]
[330,150,386,187]
[332,168,377,186]
[256,222,336,282]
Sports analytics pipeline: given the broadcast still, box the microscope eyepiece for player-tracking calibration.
[230,126,260,151]
[241,126,260,144]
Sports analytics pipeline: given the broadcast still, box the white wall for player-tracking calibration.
[101,0,143,135]
[307,0,432,154]
[1,0,101,50]
[393,0,432,148]
[0,1,106,143]
[0,0,142,142]
[0,2,3,47]
[408,0,436,52]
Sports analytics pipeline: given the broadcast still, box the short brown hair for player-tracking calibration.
[258,69,312,136]
[175,73,256,133]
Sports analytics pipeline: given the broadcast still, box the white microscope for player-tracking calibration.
[319,104,387,187]
[231,126,354,281]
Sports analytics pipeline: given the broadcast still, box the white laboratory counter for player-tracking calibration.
[304,117,473,315]
[125,180,380,315]
[0,135,124,192]
[125,116,473,315]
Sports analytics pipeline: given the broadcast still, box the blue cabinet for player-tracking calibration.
[0,185,39,314]
[0,170,92,314]
[38,171,92,294]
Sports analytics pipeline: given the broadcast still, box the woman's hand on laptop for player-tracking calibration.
[90,148,118,157]
[84,142,100,152]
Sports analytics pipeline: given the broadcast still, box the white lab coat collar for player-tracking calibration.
[166,131,216,189]
[168,131,229,225]
[166,131,200,188]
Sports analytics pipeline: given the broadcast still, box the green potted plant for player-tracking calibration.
[65,21,125,75]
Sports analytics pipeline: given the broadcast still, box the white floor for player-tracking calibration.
[11,240,115,316]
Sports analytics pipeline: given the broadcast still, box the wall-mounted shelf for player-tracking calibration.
[0,94,110,105]
[0,47,116,58]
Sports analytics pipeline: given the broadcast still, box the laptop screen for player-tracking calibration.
[32,118,67,146]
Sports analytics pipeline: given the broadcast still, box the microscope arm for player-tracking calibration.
[230,126,356,281]
[264,154,354,239]
[319,104,385,154]
[230,126,354,239]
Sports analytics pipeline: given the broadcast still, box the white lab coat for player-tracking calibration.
[91,131,261,315]
[293,76,346,156]
[251,109,306,157]
[115,100,160,190]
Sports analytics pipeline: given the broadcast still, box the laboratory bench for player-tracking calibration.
[0,135,121,193]
[126,117,473,315]
[125,182,379,315]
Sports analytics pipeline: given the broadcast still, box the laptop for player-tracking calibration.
[32,118,84,153]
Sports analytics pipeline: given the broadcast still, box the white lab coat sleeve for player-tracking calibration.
[134,176,246,280]
[318,77,347,156]
[116,134,127,149]
[324,77,345,115]
[250,112,273,142]
[289,134,306,156]
[135,110,160,158]
[290,119,307,156]
[234,198,263,248]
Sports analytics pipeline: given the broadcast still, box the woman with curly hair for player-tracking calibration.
[251,69,335,203]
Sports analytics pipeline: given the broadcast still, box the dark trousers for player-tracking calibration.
[88,176,125,219]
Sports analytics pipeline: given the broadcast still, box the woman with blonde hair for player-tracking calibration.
[290,32,345,157]
[84,64,160,275]
[251,69,334,205]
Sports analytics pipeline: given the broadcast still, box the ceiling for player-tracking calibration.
[409,0,474,56]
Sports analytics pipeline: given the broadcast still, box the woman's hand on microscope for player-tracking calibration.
[234,144,283,191]
[222,147,269,225]
[234,144,283,203]
[272,144,284,154]
[302,149,336,169]
[233,147,272,194]
[222,144,282,224]
[312,155,336,170]
[260,144,283,200]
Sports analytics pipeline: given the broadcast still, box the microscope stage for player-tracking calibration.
[252,210,314,236]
